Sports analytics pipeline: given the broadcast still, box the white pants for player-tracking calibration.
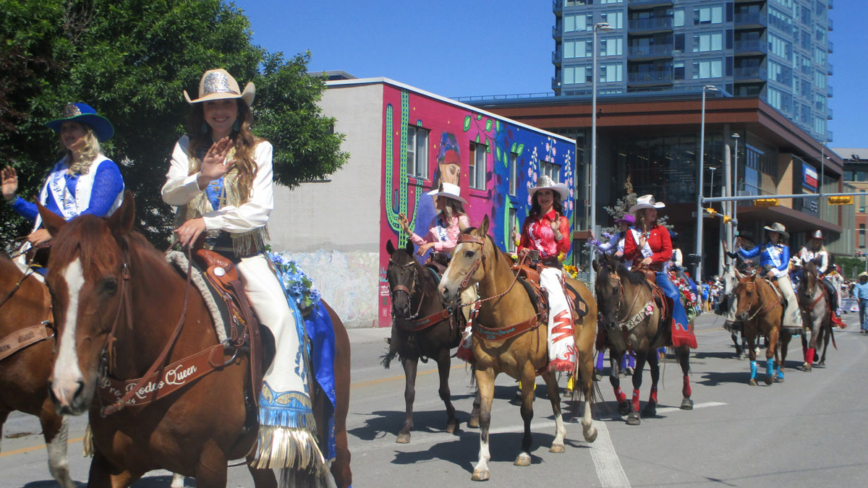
[540,267,576,371]
[775,274,802,329]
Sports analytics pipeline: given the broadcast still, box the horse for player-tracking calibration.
[733,270,793,385]
[383,239,464,443]
[437,216,598,482]
[0,253,76,488]
[721,261,748,359]
[592,255,694,426]
[37,193,352,488]
[797,262,834,372]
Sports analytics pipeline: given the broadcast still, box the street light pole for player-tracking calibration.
[694,85,717,284]
[590,22,611,287]
[732,132,740,240]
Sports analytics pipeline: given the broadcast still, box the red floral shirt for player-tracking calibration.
[518,210,571,259]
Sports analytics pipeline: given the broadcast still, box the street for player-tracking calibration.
[2,311,867,487]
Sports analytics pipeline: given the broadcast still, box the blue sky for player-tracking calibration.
[236,0,866,149]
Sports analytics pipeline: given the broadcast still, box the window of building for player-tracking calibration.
[861,192,867,214]
[844,171,853,181]
[813,46,826,65]
[507,207,517,252]
[407,126,429,179]
[509,152,518,196]
[814,92,825,111]
[813,116,825,138]
[860,224,866,247]
[564,39,592,59]
[674,8,685,27]
[600,37,623,57]
[767,87,793,114]
[800,5,812,25]
[768,60,793,86]
[469,143,487,190]
[772,0,794,10]
[800,29,812,50]
[694,5,724,24]
[565,14,593,32]
[540,161,561,183]
[602,11,623,29]
[769,7,793,33]
[600,62,623,82]
[769,34,793,60]
[674,61,685,80]
[692,59,723,79]
[800,78,812,97]
[814,25,826,43]
[599,0,623,4]
[693,32,723,52]
[674,33,685,53]
[564,65,591,85]
[814,69,826,89]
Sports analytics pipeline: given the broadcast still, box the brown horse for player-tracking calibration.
[593,255,694,426]
[437,216,598,482]
[734,271,792,385]
[38,193,351,488]
[383,239,463,443]
[797,262,834,372]
[0,253,76,488]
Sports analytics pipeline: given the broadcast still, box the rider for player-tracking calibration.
[623,195,696,348]
[399,182,470,260]
[161,69,324,471]
[516,175,577,372]
[735,222,802,332]
[797,230,845,327]
[2,103,124,271]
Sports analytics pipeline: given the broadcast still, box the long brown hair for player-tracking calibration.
[186,100,259,203]
[529,191,563,219]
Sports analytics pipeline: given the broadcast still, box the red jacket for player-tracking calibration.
[624,224,672,270]
[518,210,571,259]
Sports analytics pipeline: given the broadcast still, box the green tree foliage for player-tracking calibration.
[1,0,346,245]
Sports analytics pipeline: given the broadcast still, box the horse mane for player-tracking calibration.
[621,264,650,287]
[51,216,115,272]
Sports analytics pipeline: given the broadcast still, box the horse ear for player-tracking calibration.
[37,200,66,237]
[592,259,600,272]
[478,214,490,237]
[386,240,396,255]
[107,190,135,237]
[405,238,414,255]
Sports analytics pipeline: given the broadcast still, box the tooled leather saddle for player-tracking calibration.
[512,263,589,326]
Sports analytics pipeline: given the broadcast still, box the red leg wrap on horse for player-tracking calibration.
[682,375,691,398]
[631,389,641,413]
[806,348,815,366]
[649,387,658,404]
[614,386,627,404]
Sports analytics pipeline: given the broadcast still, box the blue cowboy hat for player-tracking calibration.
[45,103,114,142]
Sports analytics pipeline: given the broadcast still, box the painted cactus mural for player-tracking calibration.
[384,91,422,247]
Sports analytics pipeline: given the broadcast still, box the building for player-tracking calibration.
[470,92,853,280]
[551,0,833,143]
[834,148,868,254]
[271,78,576,328]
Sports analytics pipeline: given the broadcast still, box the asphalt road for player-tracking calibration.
[2,312,867,487]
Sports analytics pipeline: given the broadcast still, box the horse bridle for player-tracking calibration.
[599,263,645,331]
[455,233,486,291]
[388,258,424,320]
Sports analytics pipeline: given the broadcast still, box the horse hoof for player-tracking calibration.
[642,402,657,417]
[446,419,459,434]
[626,412,641,425]
[818,361,825,367]
[737,353,745,360]
[618,402,632,417]
[749,379,757,386]
[680,398,694,410]
[584,426,598,443]
[594,369,603,381]
[396,433,411,444]
[549,444,565,454]
[625,367,634,376]
[775,376,785,383]
[802,365,812,373]
[468,417,480,429]
[471,469,490,481]
[764,376,774,386]
[514,452,532,466]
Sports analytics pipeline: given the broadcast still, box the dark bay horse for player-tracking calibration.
[593,255,693,426]
[797,262,833,372]
[438,216,598,482]
[734,271,792,385]
[383,239,463,443]
[38,193,352,488]
[0,253,75,488]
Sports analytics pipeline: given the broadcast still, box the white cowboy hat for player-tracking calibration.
[629,194,666,215]
[763,222,789,239]
[184,69,255,106]
[427,182,467,204]
[859,272,868,279]
[529,175,570,202]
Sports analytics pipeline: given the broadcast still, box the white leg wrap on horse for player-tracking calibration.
[540,268,576,372]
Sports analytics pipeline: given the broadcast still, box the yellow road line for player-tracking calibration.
[0,436,83,458]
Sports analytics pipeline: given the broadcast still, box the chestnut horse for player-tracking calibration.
[0,253,75,488]
[438,216,598,482]
[734,271,792,385]
[797,262,833,372]
[383,239,463,443]
[593,255,694,426]
[38,193,351,488]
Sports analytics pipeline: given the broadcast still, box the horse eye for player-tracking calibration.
[464,250,474,258]
[100,278,118,296]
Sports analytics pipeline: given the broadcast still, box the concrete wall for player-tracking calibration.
[776,154,794,208]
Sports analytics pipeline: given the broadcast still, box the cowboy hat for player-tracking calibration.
[45,103,114,142]
[763,222,789,239]
[629,194,666,215]
[427,182,467,204]
[184,69,255,106]
[859,272,868,279]
[615,214,635,225]
[529,175,570,202]
[811,230,824,240]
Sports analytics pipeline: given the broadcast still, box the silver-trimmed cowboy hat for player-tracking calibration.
[184,69,255,106]
[629,194,666,215]
[529,175,570,202]
[764,222,789,239]
[45,103,114,142]
[427,182,467,205]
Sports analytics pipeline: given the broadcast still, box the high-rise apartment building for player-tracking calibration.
[551,0,833,142]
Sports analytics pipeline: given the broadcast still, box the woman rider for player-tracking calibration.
[797,230,844,327]
[161,69,325,473]
[623,195,696,349]
[2,103,124,271]
[516,175,577,373]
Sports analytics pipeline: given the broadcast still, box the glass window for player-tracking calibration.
[674,8,684,27]
[694,5,724,24]
[602,11,623,29]
[565,14,593,32]
[509,152,518,196]
[600,37,623,57]
[507,207,517,252]
[599,0,623,4]
[407,126,429,179]
[693,32,723,52]
[469,143,487,190]
[564,65,591,85]
[674,33,685,52]
[540,161,561,182]
[674,61,685,80]
[693,59,723,79]
[600,62,623,82]
[768,34,793,60]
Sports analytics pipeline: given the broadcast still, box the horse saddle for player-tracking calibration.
[512,264,588,324]
[762,278,785,305]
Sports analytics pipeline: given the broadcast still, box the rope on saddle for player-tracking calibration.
[166,250,228,343]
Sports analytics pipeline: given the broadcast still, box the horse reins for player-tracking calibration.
[454,233,529,309]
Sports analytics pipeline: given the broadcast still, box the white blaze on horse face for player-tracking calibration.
[52,258,86,406]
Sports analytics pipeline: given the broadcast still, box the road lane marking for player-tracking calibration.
[590,422,631,488]
[0,436,83,458]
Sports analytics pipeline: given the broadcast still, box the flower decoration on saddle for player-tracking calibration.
[563,265,578,279]
[268,252,322,314]
[670,273,698,322]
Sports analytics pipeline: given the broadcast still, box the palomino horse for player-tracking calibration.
[38,193,352,488]
[733,270,793,385]
[438,216,598,482]
[797,262,834,372]
[593,255,694,426]
[0,253,75,488]
[383,239,463,443]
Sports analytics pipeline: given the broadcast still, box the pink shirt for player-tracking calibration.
[410,214,470,253]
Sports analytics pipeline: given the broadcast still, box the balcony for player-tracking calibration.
[627,44,674,59]
[827,85,833,97]
[628,0,674,8]
[828,107,833,120]
[552,50,562,64]
[734,12,767,29]
[552,77,561,91]
[734,39,768,56]
[827,62,833,75]
[828,18,833,31]
[826,130,833,143]
[553,0,562,16]
[628,17,673,32]
[734,66,767,82]
[553,25,562,40]
[828,40,833,53]
[628,70,673,85]
[829,0,833,9]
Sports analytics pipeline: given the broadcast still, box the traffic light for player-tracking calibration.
[754,198,779,207]
[828,196,854,205]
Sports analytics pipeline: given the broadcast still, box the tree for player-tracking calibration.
[601,175,669,236]
[1,0,346,245]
